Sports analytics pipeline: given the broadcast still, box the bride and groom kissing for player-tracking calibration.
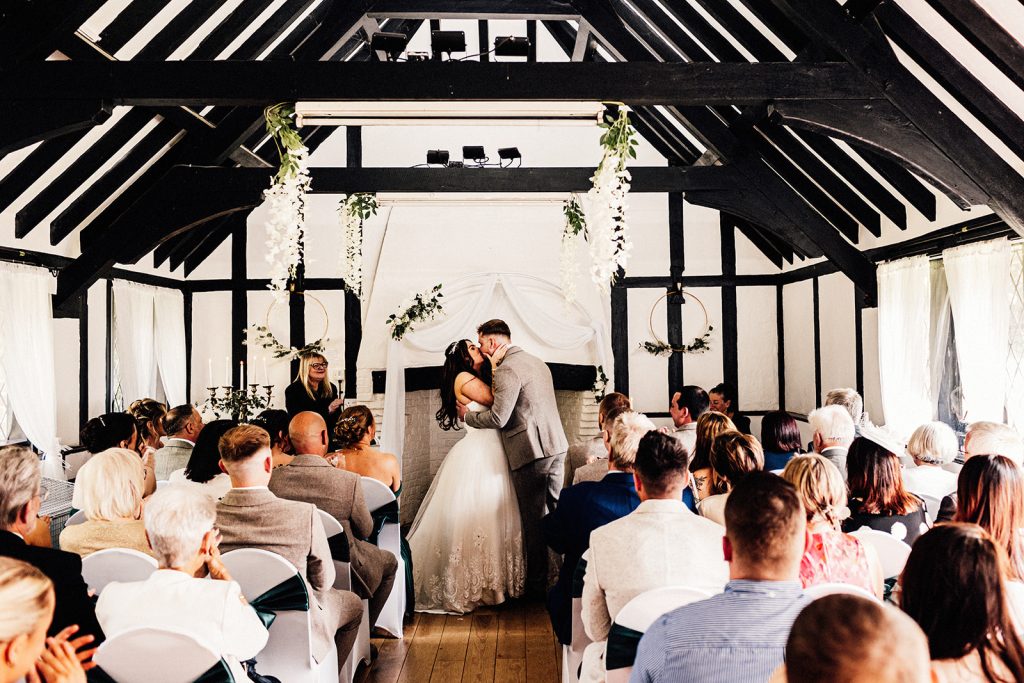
[407,319,568,614]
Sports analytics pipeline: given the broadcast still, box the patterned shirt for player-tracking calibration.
[629,579,808,683]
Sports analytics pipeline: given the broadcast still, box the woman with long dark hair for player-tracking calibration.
[955,455,1024,581]
[166,419,235,500]
[842,435,927,545]
[406,339,524,614]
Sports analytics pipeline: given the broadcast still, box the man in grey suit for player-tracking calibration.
[154,404,203,480]
[463,319,568,596]
[269,411,397,628]
[215,424,363,669]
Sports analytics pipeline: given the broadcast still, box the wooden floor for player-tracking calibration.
[357,600,562,683]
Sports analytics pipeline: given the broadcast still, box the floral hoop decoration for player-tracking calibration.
[246,292,329,361]
[339,193,379,300]
[263,103,311,301]
[388,284,444,341]
[639,289,714,356]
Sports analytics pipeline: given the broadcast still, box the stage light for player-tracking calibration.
[462,146,486,162]
[494,36,530,58]
[431,30,466,58]
[370,31,409,60]
[426,149,449,165]
[498,147,521,160]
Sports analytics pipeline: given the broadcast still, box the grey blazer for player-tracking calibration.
[154,440,193,480]
[465,346,568,470]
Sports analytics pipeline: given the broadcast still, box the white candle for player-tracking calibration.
[224,356,230,386]
[207,358,213,387]
[240,360,246,387]
[252,355,261,386]
[262,356,268,386]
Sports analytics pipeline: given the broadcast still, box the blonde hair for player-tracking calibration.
[967,421,1024,465]
[295,352,333,401]
[608,411,657,470]
[335,405,374,449]
[0,446,41,528]
[690,411,736,472]
[72,448,144,521]
[783,454,848,528]
[907,421,959,465]
[0,557,53,641]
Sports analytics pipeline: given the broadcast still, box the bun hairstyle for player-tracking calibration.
[128,398,167,446]
[0,557,53,642]
[81,412,138,453]
[335,405,374,449]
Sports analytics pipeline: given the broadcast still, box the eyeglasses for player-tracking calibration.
[37,484,49,503]
[310,363,328,370]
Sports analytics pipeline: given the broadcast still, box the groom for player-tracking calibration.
[462,319,568,597]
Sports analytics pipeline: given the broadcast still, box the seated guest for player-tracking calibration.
[902,421,959,501]
[81,412,156,496]
[270,412,398,629]
[215,425,362,669]
[167,419,234,500]
[900,523,1024,682]
[60,449,152,558]
[699,431,764,527]
[687,411,736,502]
[0,557,90,683]
[761,411,802,472]
[573,403,634,485]
[632,473,809,683]
[330,405,402,493]
[954,455,1024,581]
[96,486,268,682]
[937,421,1024,523]
[777,594,932,683]
[0,446,103,642]
[566,392,631,488]
[807,405,855,479]
[580,431,728,681]
[669,385,709,455]
[782,455,883,598]
[544,411,652,645]
[709,382,750,434]
[252,409,294,469]
[842,433,927,545]
[127,398,167,451]
[154,404,203,480]
[824,387,865,430]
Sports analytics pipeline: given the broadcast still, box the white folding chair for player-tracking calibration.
[64,509,87,528]
[221,549,339,683]
[850,528,913,578]
[562,550,591,683]
[917,493,942,525]
[81,548,157,596]
[317,509,372,680]
[156,480,170,489]
[604,586,711,683]
[94,626,229,683]
[803,582,880,602]
[360,476,405,638]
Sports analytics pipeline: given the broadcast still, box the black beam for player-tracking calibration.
[344,126,363,397]
[184,289,193,403]
[667,192,685,393]
[721,215,739,394]
[0,136,80,214]
[854,290,864,398]
[189,0,277,59]
[923,0,1024,95]
[184,217,237,277]
[0,100,113,157]
[611,286,628,395]
[776,284,786,409]
[0,0,105,62]
[366,0,578,19]
[104,279,112,412]
[231,223,246,390]
[853,147,936,221]
[133,1,223,60]
[99,0,170,50]
[78,294,89,432]
[812,277,822,403]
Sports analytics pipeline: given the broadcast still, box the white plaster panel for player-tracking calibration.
[737,286,779,411]
[783,280,815,415]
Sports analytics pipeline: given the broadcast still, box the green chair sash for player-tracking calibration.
[89,658,234,683]
[605,623,644,671]
[368,500,399,546]
[326,531,350,562]
[249,573,309,630]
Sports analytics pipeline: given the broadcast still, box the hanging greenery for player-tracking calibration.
[592,365,609,403]
[263,104,311,301]
[244,293,329,362]
[588,107,637,289]
[338,193,379,299]
[639,289,715,356]
[559,194,587,303]
[387,284,445,341]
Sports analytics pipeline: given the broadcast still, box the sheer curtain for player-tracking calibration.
[943,238,1012,423]
[153,288,187,405]
[112,281,158,405]
[876,255,933,438]
[0,263,62,478]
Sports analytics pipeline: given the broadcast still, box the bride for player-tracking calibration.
[407,339,525,613]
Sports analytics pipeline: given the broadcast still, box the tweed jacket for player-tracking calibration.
[464,346,569,470]
[154,439,193,481]
[269,455,383,597]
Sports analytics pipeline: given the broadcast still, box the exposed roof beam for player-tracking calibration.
[365,0,578,19]
[923,0,1024,95]
[0,99,112,157]
[0,0,105,62]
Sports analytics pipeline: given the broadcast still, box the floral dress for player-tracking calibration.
[799,529,874,594]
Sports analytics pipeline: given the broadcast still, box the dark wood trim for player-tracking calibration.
[667,192,685,394]
[367,0,577,19]
[105,279,113,413]
[184,289,193,403]
[289,261,306,380]
[231,225,247,390]
[78,294,88,431]
[344,126,363,396]
[776,284,786,409]
[611,286,628,395]
[854,291,864,398]
[812,277,822,404]
[721,216,739,392]
[371,363,596,394]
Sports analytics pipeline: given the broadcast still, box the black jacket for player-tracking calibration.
[285,380,339,434]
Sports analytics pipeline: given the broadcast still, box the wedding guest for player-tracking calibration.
[572,404,633,485]
[154,404,203,480]
[60,449,151,558]
[285,352,343,439]
[0,446,103,642]
[777,594,932,683]
[669,385,709,455]
[544,411,652,645]
[937,421,1024,523]
[902,421,959,501]
[271,412,398,629]
[215,425,362,669]
[700,431,764,527]
[824,387,864,429]
[167,419,234,500]
[80,413,156,496]
[761,411,802,472]
[127,398,167,451]
[782,455,883,598]
[565,392,631,488]
[709,382,750,435]
[580,431,728,681]
[631,473,809,682]
[954,455,1024,581]
[807,405,855,479]
[252,409,293,470]
[901,524,1024,682]
[687,411,736,502]
[842,434,927,546]
[331,405,401,493]
[96,487,268,682]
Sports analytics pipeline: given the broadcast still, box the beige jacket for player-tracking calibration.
[154,440,193,481]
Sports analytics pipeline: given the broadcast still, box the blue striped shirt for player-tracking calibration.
[629,579,808,683]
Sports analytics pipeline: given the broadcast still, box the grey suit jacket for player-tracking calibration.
[215,487,338,661]
[465,346,569,470]
[154,440,193,480]
[269,455,383,597]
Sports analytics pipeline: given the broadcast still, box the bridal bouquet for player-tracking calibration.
[388,284,445,341]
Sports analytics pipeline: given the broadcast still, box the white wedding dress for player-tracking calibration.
[407,401,525,614]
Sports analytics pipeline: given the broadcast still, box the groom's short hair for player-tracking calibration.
[477,319,512,339]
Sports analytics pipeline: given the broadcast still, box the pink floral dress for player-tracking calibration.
[800,530,874,594]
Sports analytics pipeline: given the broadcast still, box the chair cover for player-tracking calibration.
[93,626,231,683]
[849,528,912,578]
[360,477,406,638]
[81,548,158,595]
[803,582,879,602]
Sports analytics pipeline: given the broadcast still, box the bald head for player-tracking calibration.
[288,412,330,457]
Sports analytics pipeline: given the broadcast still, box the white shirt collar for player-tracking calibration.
[165,437,195,447]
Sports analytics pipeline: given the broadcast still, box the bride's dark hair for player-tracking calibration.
[436,339,490,431]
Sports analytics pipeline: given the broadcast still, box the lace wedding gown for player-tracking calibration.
[407,401,525,614]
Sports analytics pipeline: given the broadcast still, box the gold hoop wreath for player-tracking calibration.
[246,291,330,359]
[640,289,714,356]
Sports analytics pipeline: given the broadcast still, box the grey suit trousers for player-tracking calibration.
[512,452,566,595]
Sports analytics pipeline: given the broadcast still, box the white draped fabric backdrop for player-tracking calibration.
[112,281,187,407]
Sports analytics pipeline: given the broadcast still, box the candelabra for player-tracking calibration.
[204,384,274,422]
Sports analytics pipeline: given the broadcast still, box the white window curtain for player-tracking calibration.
[0,263,62,479]
[877,255,933,438]
[112,281,158,405]
[943,238,1012,423]
[153,288,187,406]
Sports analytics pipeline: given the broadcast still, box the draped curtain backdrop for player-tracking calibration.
[0,263,62,478]
[877,255,933,438]
[381,273,611,464]
[943,238,1012,423]
[152,288,187,406]
[113,281,187,407]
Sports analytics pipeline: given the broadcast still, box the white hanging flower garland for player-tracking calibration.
[263,104,311,302]
[559,194,586,304]
[337,193,378,299]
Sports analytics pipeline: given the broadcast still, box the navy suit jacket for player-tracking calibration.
[543,471,640,644]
